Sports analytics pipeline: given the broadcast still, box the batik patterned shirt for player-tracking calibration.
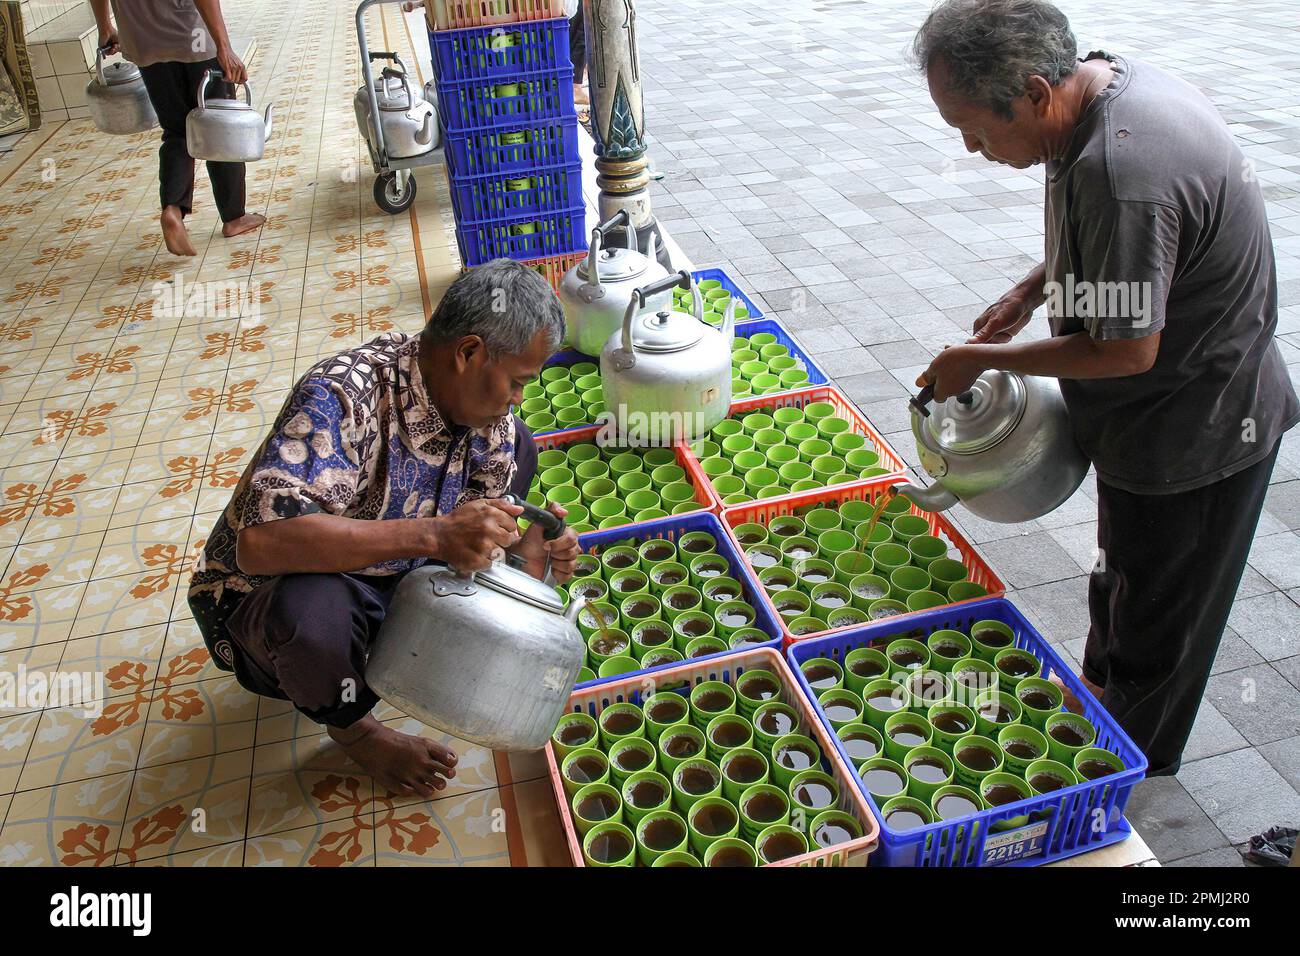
[188,332,518,671]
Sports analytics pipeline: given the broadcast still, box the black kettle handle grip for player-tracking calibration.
[909,385,974,418]
[503,494,565,541]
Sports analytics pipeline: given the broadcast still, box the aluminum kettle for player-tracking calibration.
[558,210,671,356]
[85,48,157,135]
[357,66,438,160]
[895,371,1090,523]
[600,271,733,445]
[185,70,273,163]
[365,499,586,752]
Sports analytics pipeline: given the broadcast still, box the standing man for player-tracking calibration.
[90,0,265,256]
[910,0,1299,775]
[188,261,580,796]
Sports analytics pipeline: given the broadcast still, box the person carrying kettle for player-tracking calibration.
[910,0,1299,776]
[187,260,581,798]
[90,0,265,256]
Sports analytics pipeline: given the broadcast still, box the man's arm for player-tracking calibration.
[193,0,247,83]
[919,330,1161,401]
[237,499,524,577]
[89,0,118,52]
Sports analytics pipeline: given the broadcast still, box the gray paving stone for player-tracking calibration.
[1179,748,1300,844]
[1165,846,1245,867]
[1181,698,1249,764]
[1125,777,1234,864]
[1009,576,1092,645]
[1263,479,1300,530]
[979,532,1085,589]
[1205,664,1300,746]
[1246,531,1300,591]
[835,370,910,405]
[1257,735,1300,792]
[1227,591,1300,662]
[1274,655,1300,692]
[1210,628,1265,677]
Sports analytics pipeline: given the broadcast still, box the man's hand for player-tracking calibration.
[216,44,247,85]
[511,502,581,584]
[917,345,989,403]
[432,498,522,573]
[97,27,120,56]
[969,288,1035,345]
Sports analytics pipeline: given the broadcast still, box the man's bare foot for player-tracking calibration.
[327,714,457,798]
[1051,672,1102,715]
[574,84,590,106]
[222,212,266,238]
[160,206,196,256]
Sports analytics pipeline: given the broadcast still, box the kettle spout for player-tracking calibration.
[894,481,960,514]
[415,112,434,147]
[565,595,587,626]
[262,104,274,143]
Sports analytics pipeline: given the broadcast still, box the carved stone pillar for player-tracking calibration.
[583,0,669,267]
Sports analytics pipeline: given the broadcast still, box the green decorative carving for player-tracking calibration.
[597,77,644,161]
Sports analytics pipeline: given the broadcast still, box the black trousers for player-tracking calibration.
[219,419,539,728]
[1083,439,1281,776]
[138,58,246,222]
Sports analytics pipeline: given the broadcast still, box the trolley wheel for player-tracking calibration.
[374,172,416,214]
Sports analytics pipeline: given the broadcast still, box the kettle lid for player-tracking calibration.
[100,59,142,85]
[475,560,566,613]
[629,310,704,353]
[921,370,1027,455]
[577,246,651,283]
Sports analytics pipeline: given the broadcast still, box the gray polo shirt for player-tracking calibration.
[1045,52,1298,494]
[111,0,215,68]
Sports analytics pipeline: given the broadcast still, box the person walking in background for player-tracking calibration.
[90,0,265,256]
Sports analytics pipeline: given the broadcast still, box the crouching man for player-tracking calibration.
[188,260,580,796]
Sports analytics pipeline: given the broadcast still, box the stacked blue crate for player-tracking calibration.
[429,15,587,269]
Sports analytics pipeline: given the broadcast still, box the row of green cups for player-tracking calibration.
[520,361,604,433]
[730,332,810,395]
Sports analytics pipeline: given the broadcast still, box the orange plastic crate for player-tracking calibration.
[521,251,586,294]
[680,385,908,510]
[427,0,566,31]
[545,646,880,866]
[532,424,717,531]
[720,477,1006,645]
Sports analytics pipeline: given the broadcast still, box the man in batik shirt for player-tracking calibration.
[189,260,579,797]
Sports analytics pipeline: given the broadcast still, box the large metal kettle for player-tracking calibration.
[185,70,273,162]
[365,499,586,752]
[362,68,438,160]
[85,48,157,135]
[895,371,1090,523]
[600,271,733,445]
[558,209,671,356]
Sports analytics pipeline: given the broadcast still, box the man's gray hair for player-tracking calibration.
[423,258,566,357]
[911,0,1078,119]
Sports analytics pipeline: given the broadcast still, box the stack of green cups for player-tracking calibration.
[522,361,604,433]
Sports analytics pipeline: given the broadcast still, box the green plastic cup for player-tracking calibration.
[572,781,624,837]
[811,581,853,620]
[752,701,801,754]
[810,456,842,481]
[981,772,1033,830]
[927,558,969,596]
[816,529,858,559]
[665,589,705,630]
[884,637,931,674]
[827,607,870,629]
[720,747,770,804]
[581,819,635,866]
[953,734,1005,790]
[927,702,977,754]
[799,656,843,695]
[787,616,827,638]
[597,701,645,749]
[756,823,809,863]
[687,796,740,856]
[581,476,617,505]
[858,756,908,805]
[671,757,722,815]
[745,466,780,495]
[993,647,1043,693]
[997,723,1050,778]
[575,667,595,684]
[904,745,955,803]
[947,581,989,602]
[872,543,911,575]
[973,689,1023,738]
[970,619,1016,662]
[689,680,736,730]
[1073,746,1126,783]
[704,836,757,867]
[607,736,658,789]
[838,722,884,768]
[883,711,934,764]
[906,590,947,613]
[950,656,1000,707]
[817,687,864,731]
[1025,758,1078,796]
[788,768,840,818]
[881,795,934,832]
[769,733,820,791]
[798,438,833,464]
[657,723,707,776]
[642,690,690,741]
[598,655,640,679]
[862,677,910,731]
[661,482,696,507]
[1045,712,1097,766]
[843,647,890,695]
[849,573,891,612]
[633,808,688,865]
[889,565,932,601]
[722,432,756,457]
[833,552,874,588]
[712,475,745,498]
[924,632,972,677]
[617,471,652,496]
[846,448,881,473]
[779,460,813,484]
[1016,677,1065,730]
[773,406,804,428]
[561,747,609,798]
[890,513,930,542]
[907,535,948,569]
[770,587,811,622]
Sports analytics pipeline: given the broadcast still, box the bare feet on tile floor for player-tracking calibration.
[222,212,267,238]
[161,205,197,256]
[327,714,458,798]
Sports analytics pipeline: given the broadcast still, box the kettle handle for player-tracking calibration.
[502,493,566,541]
[94,46,107,86]
[583,210,636,297]
[909,384,974,419]
[618,269,694,360]
[368,50,406,76]
[197,69,253,111]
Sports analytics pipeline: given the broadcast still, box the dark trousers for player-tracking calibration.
[1083,439,1281,776]
[138,57,246,222]
[220,418,539,729]
[570,6,586,78]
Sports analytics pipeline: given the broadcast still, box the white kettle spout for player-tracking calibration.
[894,481,960,514]
[415,112,434,146]
[565,595,587,626]
[262,104,275,143]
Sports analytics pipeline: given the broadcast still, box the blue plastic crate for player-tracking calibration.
[691,268,764,319]
[444,117,581,179]
[436,68,575,133]
[572,512,782,688]
[429,17,570,84]
[455,204,586,268]
[786,598,1147,867]
[449,161,582,223]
